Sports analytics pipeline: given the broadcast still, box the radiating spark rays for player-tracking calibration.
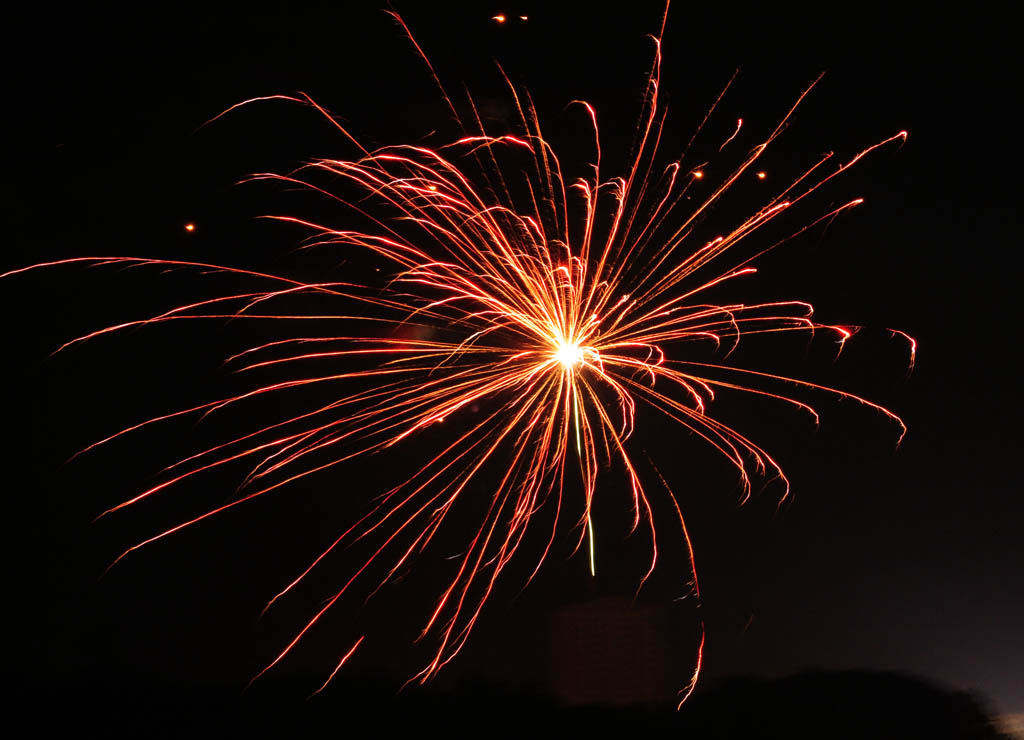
[1,6,915,704]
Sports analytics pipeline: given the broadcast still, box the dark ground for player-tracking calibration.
[14,670,1013,739]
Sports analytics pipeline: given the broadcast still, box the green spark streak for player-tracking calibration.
[587,515,596,577]
[570,375,596,577]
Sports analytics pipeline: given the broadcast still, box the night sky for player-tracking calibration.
[6,1,1021,730]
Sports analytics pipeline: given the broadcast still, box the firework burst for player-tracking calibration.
[4,8,911,704]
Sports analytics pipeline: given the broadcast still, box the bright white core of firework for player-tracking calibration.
[554,340,585,369]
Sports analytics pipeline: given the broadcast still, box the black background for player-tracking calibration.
[5,1,1021,730]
